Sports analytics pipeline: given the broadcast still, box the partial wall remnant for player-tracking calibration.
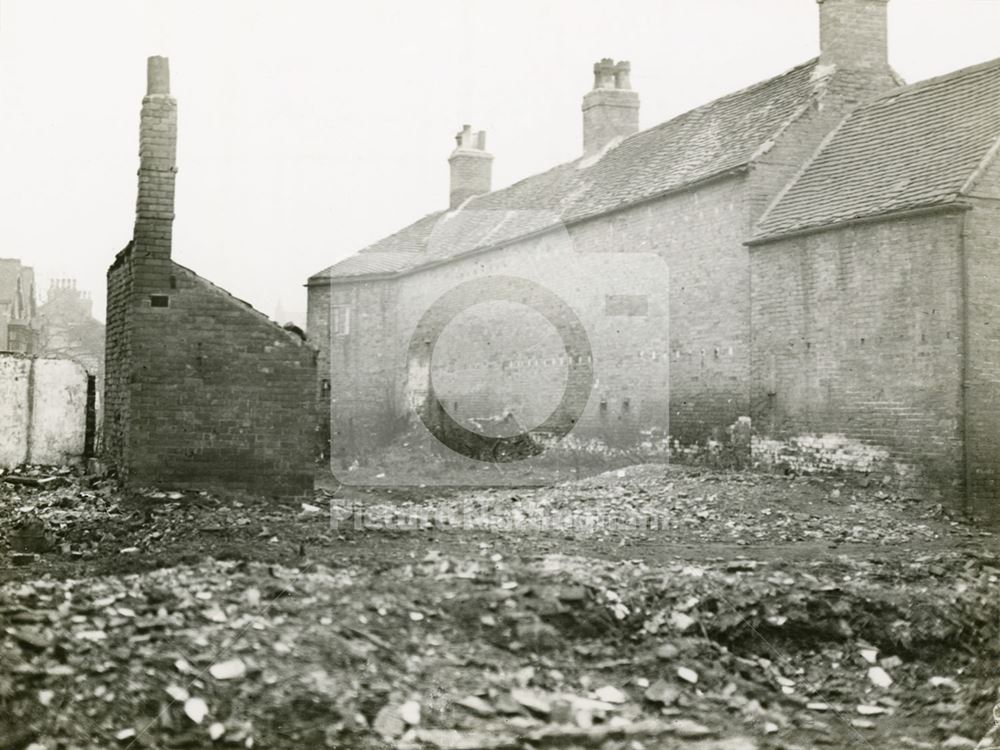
[0,355,89,467]
[753,433,897,474]
[103,57,316,498]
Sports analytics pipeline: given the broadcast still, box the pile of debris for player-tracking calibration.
[1,466,997,748]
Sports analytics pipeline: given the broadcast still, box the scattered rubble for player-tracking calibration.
[0,464,996,748]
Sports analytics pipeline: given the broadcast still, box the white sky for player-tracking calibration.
[1,0,999,325]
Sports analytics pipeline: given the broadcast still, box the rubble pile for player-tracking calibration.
[334,464,981,548]
[0,465,997,749]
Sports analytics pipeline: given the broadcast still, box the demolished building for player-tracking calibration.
[103,57,316,497]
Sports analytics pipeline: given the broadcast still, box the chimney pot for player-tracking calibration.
[582,58,640,157]
[448,125,493,209]
[593,58,616,90]
[147,56,170,96]
[614,61,632,90]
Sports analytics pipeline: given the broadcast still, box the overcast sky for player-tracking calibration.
[2,0,999,325]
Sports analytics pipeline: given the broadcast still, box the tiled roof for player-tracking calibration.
[753,57,1000,241]
[312,58,833,282]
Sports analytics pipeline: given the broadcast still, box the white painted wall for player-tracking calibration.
[0,356,31,466]
[0,355,89,467]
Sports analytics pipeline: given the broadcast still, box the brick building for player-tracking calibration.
[307,0,999,518]
[750,58,1000,522]
[0,258,38,354]
[37,279,105,400]
[104,57,316,497]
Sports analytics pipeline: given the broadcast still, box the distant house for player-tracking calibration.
[306,0,999,520]
[103,58,316,498]
[37,279,105,407]
[0,258,38,354]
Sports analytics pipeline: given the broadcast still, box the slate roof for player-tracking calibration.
[312,58,835,282]
[753,57,1000,242]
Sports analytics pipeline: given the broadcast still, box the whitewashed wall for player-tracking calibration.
[0,355,89,467]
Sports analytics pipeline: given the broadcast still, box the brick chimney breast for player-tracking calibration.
[448,124,493,210]
[582,58,639,158]
[817,0,890,71]
[133,56,178,291]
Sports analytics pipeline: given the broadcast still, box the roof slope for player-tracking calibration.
[313,58,833,282]
[171,261,311,347]
[753,57,1000,241]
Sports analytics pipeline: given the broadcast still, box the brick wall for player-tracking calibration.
[575,179,748,444]
[106,255,317,498]
[103,57,316,497]
[126,264,316,495]
[962,157,1000,522]
[307,63,895,464]
[818,0,890,71]
[307,277,402,457]
[103,248,133,470]
[396,245,671,445]
[310,176,745,460]
[750,211,967,495]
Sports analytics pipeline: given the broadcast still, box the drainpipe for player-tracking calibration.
[958,212,970,515]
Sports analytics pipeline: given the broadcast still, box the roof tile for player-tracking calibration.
[754,57,1000,241]
[314,58,832,281]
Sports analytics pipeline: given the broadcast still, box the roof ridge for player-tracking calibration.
[866,55,1000,105]
[312,56,863,283]
[637,58,822,140]
[453,58,823,213]
[172,261,310,345]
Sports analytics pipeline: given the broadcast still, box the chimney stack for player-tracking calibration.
[582,59,639,158]
[133,56,177,291]
[448,124,493,209]
[818,0,890,71]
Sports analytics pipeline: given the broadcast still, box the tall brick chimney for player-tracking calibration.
[818,0,890,71]
[132,56,177,291]
[582,59,639,158]
[448,125,493,209]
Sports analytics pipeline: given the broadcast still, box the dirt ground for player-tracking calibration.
[1,463,998,749]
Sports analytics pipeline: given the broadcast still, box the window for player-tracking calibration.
[150,295,169,308]
[332,305,351,336]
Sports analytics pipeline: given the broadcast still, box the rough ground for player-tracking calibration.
[0,463,998,750]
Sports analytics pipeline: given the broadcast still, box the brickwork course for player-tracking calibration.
[308,0,999,519]
[104,56,316,498]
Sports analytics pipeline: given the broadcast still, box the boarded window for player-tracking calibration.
[605,294,648,317]
[332,305,351,336]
